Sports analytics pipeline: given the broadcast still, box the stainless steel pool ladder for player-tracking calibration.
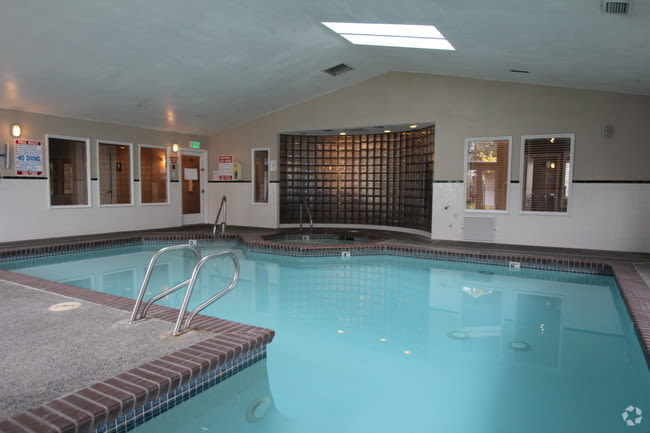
[129,243,240,336]
[299,199,313,231]
[213,195,227,237]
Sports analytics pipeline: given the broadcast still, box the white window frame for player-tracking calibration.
[97,140,134,207]
[139,144,170,206]
[46,134,92,209]
[251,147,270,205]
[463,136,512,214]
[519,133,575,216]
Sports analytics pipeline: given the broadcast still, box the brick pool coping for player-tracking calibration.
[0,229,648,433]
[0,269,274,433]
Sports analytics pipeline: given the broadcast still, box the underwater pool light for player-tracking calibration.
[447,330,469,340]
[510,341,533,352]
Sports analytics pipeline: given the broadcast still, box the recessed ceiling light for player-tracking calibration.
[409,124,419,128]
[339,132,347,136]
[322,22,455,51]
[383,129,391,133]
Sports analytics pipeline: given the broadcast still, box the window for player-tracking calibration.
[464,137,511,211]
[140,145,168,204]
[252,148,269,204]
[521,134,574,213]
[99,141,133,205]
[48,136,90,207]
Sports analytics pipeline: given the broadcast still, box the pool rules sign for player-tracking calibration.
[15,139,44,176]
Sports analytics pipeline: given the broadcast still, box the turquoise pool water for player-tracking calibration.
[4,245,649,433]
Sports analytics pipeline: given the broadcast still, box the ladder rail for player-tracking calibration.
[172,251,240,336]
[299,199,314,231]
[213,195,227,237]
[139,278,191,319]
[129,244,202,324]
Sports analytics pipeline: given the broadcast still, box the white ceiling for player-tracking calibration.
[1,0,649,136]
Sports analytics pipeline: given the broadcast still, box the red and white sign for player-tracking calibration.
[15,139,44,176]
[217,155,234,180]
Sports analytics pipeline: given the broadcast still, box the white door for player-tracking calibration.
[181,149,208,225]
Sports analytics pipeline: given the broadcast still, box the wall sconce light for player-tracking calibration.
[11,124,21,138]
[172,143,179,153]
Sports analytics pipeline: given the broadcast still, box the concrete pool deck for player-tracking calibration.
[0,225,648,433]
[1,280,211,420]
[0,248,275,433]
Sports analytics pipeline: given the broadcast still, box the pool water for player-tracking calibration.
[4,245,649,433]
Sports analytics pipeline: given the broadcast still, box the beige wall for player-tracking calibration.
[1,109,207,179]
[209,72,650,181]
[208,72,650,252]
[0,108,209,241]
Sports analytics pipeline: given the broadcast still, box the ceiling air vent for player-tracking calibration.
[601,1,631,14]
[323,63,353,77]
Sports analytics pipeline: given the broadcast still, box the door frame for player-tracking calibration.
[180,149,208,225]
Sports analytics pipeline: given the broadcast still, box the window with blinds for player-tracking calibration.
[521,134,574,213]
[464,137,511,211]
[99,141,133,206]
[140,145,169,204]
[48,136,91,207]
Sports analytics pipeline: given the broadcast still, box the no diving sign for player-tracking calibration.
[15,139,44,176]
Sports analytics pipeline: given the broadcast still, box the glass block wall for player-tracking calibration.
[279,125,434,231]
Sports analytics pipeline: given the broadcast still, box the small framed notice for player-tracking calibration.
[15,139,44,176]
[218,155,233,180]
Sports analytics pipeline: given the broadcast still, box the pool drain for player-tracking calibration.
[246,397,271,423]
[48,301,82,312]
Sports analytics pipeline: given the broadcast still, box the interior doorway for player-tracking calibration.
[181,149,207,225]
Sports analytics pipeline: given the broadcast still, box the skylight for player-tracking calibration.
[322,22,455,51]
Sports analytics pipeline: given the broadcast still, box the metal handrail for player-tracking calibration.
[299,199,314,231]
[129,244,202,324]
[213,195,227,237]
[172,251,240,336]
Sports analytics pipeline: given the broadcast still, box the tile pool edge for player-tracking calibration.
[0,270,274,433]
[610,263,650,366]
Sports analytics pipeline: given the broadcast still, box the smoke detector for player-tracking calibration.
[601,1,632,14]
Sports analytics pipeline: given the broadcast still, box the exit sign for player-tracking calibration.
[190,140,201,149]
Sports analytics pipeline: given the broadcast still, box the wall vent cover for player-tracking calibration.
[601,1,631,14]
[323,63,353,77]
[463,217,496,242]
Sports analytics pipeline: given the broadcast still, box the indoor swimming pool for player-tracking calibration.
[3,243,649,433]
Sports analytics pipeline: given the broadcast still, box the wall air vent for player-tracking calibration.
[601,1,631,14]
[323,63,353,77]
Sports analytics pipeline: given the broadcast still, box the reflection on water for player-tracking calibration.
[4,246,649,433]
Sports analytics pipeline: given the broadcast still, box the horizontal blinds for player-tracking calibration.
[521,136,572,212]
[466,139,509,211]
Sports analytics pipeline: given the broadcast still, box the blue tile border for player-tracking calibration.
[92,347,266,433]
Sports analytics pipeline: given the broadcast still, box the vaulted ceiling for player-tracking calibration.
[1,0,648,135]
